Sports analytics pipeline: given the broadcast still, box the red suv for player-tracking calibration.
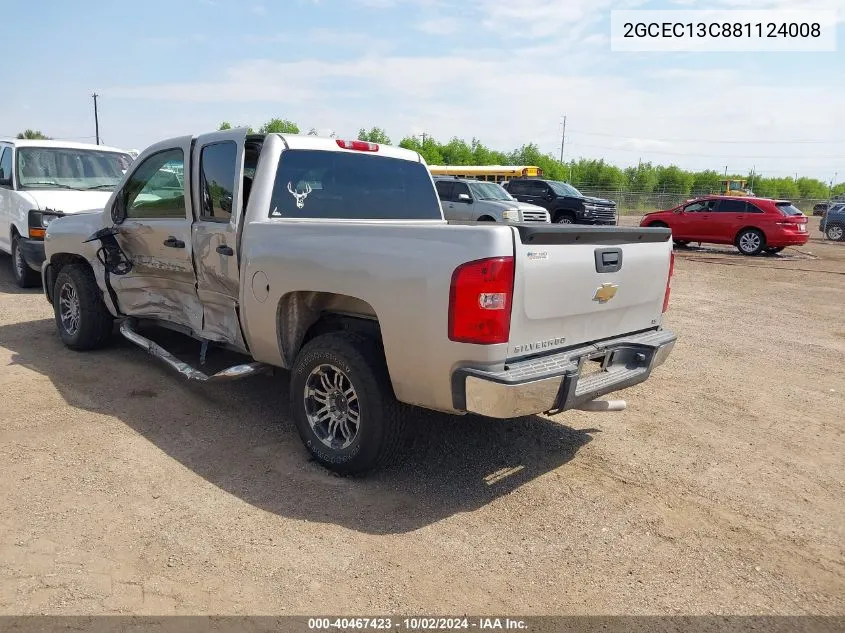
[640,196,809,255]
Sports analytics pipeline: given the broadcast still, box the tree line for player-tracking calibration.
[20,120,843,200]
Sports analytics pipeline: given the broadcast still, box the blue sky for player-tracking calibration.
[3,0,844,179]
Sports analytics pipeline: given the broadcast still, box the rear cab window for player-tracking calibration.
[269,150,441,220]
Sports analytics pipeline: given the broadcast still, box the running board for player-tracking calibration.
[119,319,270,382]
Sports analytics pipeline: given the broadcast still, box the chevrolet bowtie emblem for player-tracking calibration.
[593,283,619,303]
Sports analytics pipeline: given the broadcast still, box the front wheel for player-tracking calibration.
[554,212,575,224]
[11,236,40,288]
[290,332,406,475]
[53,264,114,350]
[826,223,844,241]
[736,228,766,256]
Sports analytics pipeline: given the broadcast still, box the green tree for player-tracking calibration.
[259,118,299,134]
[357,127,391,144]
[16,129,51,139]
[218,121,232,130]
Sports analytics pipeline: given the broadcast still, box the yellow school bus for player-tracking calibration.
[720,179,754,196]
[427,165,544,183]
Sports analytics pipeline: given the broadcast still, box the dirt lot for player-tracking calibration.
[0,217,843,616]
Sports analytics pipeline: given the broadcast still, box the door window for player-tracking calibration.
[452,182,471,201]
[435,180,454,201]
[0,148,11,185]
[712,199,748,213]
[524,181,549,196]
[199,141,237,222]
[125,149,186,219]
[684,200,715,212]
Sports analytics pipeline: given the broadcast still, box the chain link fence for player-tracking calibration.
[572,187,830,216]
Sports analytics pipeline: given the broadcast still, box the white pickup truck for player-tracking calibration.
[42,129,676,474]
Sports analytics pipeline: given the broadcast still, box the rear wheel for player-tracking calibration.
[290,332,406,475]
[53,264,114,350]
[826,223,844,241]
[736,228,766,256]
[11,236,40,288]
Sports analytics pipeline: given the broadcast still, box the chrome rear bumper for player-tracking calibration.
[453,329,676,418]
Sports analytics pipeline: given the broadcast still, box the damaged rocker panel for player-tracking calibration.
[119,319,269,382]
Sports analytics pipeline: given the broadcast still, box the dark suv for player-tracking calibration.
[502,179,618,225]
[820,203,845,241]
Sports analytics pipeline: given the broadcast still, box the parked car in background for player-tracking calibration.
[813,194,845,216]
[433,176,549,223]
[820,203,845,241]
[502,179,618,225]
[0,139,134,287]
[640,196,809,256]
[42,129,676,475]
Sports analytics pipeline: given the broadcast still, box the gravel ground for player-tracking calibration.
[0,217,842,615]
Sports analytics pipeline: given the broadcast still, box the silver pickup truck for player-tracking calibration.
[42,129,676,475]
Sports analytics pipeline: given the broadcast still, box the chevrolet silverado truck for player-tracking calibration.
[503,178,618,225]
[42,129,676,475]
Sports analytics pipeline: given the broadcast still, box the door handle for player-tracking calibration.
[216,244,234,256]
[163,236,185,248]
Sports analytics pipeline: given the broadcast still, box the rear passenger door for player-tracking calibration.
[434,180,457,219]
[709,199,748,243]
[191,129,248,348]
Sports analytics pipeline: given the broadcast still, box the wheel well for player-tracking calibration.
[277,291,381,367]
[735,226,766,243]
[553,209,576,221]
[46,254,91,304]
[476,215,496,222]
[649,221,668,228]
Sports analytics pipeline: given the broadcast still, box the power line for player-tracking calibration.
[565,141,845,161]
[569,129,843,145]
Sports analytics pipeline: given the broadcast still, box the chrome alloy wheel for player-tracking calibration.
[303,363,361,450]
[59,282,81,336]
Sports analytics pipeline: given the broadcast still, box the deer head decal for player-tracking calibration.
[287,181,312,209]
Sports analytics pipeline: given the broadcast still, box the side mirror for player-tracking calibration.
[111,192,128,225]
[457,193,472,203]
[674,208,684,214]
[0,177,10,188]
[545,192,555,200]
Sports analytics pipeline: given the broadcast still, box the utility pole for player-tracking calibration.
[724,165,728,177]
[92,92,100,145]
[419,131,428,146]
[559,115,566,163]
[749,165,755,192]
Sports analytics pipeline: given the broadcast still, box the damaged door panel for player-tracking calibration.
[111,139,203,333]
[190,129,249,349]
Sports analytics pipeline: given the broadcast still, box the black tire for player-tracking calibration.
[735,228,766,256]
[52,264,114,350]
[649,221,668,229]
[825,223,844,241]
[476,216,496,222]
[673,239,689,248]
[554,211,576,224]
[11,235,40,288]
[290,332,406,475]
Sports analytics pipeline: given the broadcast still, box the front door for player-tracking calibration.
[190,129,248,348]
[450,181,475,220]
[112,138,203,333]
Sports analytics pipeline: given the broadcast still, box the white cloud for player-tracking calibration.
[416,17,459,35]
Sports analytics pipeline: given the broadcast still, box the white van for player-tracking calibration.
[0,139,134,286]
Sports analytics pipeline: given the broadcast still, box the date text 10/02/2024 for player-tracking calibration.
[307,618,528,630]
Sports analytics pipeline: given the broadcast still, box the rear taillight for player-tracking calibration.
[449,256,515,344]
[662,251,675,313]
[336,139,379,152]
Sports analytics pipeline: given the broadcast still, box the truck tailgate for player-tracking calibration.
[508,224,673,360]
